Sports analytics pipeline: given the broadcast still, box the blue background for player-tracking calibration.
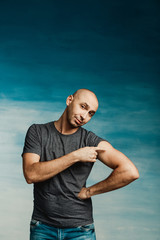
[0,1,159,239]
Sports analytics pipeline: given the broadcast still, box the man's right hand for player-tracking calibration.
[74,147,105,163]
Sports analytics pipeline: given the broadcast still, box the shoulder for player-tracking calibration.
[80,126,95,139]
[80,127,106,147]
[80,126,96,135]
[80,126,102,138]
[28,121,53,130]
[26,121,53,137]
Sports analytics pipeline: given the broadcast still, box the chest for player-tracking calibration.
[40,132,85,161]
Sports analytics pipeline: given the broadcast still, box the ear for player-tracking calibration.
[66,95,73,106]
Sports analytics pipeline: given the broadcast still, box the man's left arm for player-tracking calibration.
[78,141,139,199]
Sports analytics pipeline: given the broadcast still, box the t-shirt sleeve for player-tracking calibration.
[87,131,107,147]
[22,124,41,157]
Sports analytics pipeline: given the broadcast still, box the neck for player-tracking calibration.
[54,109,79,135]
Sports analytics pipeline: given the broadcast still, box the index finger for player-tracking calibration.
[94,147,106,152]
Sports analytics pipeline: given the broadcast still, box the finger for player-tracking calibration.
[90,158,96,162]
[95,148,106,152]
[90,155,96,160]
[94,147,105,150]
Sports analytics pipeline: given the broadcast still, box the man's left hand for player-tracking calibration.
[78,187,91,200]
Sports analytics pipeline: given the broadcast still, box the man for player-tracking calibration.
[22,88,139,240]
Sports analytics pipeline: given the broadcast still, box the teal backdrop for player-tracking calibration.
[0,1,159,239]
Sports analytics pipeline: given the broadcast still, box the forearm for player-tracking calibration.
[24,146,105,184]
[82,166,139,198]
[25,152,78,184]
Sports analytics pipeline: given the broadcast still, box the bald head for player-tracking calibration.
[72,89,98,107]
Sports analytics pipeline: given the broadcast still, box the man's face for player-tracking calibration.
[66,91,98,128]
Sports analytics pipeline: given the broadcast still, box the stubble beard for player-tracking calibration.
[66,107,78,129]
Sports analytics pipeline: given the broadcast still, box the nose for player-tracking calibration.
[81,111,88,120]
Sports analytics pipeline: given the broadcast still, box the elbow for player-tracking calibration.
[129,166,140,181]
[25,176,33,184]
[24,172,34,184]
[26,178,33,184]
[121,163,139,182]
[131,171,139,181]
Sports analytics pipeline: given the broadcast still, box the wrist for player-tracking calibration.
[70,151,79,163]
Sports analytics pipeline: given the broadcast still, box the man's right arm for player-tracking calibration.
[23,147,103,184]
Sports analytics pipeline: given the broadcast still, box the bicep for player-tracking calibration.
[97,141,132,169]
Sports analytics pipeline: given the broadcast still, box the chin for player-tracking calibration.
[69,120,78,128]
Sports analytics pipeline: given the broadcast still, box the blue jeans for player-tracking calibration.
[30,219,96,240]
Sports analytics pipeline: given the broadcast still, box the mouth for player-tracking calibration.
[75,117,82,125]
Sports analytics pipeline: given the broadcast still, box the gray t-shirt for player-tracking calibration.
[22,121,105,228]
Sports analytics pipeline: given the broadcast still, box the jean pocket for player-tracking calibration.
[30,219,40,230]
[79,223,95,232]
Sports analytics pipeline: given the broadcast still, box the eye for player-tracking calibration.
[89,112,94,117]
[81,104,85,109]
